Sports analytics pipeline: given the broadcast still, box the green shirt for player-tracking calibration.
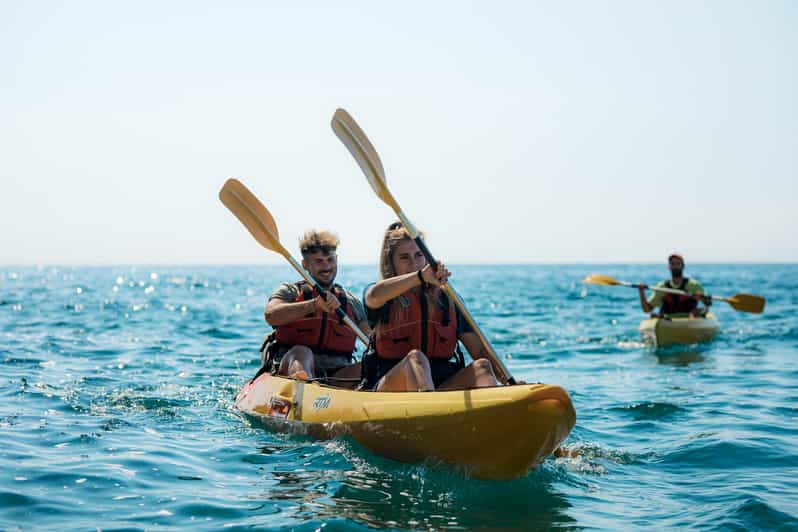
[647,278,704,309]
[269,282,367,326]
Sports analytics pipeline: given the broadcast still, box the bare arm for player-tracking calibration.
[264,295,340,326]
[638,286,654,313]
[459,331,489,361]
[694,289,706,299]
[364,271,423,309]
[693,289,712,310]
[364,264,450,309]
[264,298,316,326]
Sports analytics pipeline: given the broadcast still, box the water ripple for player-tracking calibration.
[1,264,796,529]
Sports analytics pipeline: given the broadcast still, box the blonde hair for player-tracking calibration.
[299,230,339,257]
[378,222,424,279]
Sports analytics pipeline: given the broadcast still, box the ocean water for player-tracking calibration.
[1,263,796,531]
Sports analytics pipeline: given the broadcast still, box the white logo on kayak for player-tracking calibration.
[313,396,331,410]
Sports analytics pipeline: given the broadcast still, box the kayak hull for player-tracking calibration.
[639,313,719,347]
[235,374,576,480]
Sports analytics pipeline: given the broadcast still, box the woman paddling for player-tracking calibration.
[361,222,498,391]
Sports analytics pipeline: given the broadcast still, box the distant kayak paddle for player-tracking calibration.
[582,274,765,314]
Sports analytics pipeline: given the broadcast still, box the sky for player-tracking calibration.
[1,1,795,265]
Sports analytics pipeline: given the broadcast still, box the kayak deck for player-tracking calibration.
[236,373,576,480]
[639,313,719,347]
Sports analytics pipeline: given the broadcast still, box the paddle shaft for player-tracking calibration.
[330,109,514,383]
[284,254,370,346]
[396,211,516,385]
[583,273,764,313]
[626,281,711,300]
[640,283,757,307]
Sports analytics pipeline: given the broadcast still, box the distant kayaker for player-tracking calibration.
[361,222,498,391]
[263,230,370,385]
[638,253,710,318]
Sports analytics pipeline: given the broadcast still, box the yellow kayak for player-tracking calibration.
[236,373,576,480]
[639,313,720,347]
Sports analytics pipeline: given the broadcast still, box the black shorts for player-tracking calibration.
[363,354,464,390]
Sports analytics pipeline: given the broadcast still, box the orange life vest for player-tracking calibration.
[374,288,458,360]
[273,281,358,355]
[661,278,698,315]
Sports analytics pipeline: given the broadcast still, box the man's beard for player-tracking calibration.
[671,269,683,278]
[315,270,336,287]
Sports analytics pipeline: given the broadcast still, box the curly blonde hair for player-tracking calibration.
[378,222,424,279]
[299,230,339,258]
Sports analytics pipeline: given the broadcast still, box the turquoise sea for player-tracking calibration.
[1,264,796,530]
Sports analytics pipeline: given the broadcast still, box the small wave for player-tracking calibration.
[659,439,798,470]
[85,348,125,358]
[171,501,254,521]
[728,495,798,530]
[694,494,798,531]
[611,401,686,420]
[1,356,44,367]
[100,418,134,432]
[0,490,36,508]
[102,392,191,418]
[200,328,246,340]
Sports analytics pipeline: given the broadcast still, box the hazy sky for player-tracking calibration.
[2,1,795,265]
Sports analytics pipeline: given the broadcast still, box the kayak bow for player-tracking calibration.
[639,313,720,347]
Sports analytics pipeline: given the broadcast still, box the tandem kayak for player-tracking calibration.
[236,373,576,480]
[639,313,719,347]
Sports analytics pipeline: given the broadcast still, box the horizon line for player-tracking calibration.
[1,261,796,268]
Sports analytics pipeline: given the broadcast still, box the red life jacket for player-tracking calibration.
[374,288,458,360]
[273,281,358,355]
[661,278,698,315]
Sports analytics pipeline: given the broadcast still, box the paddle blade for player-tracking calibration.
[725,294,766,314]
[582,274,622,286]
[331,108,400,212]
[219,178,286,256]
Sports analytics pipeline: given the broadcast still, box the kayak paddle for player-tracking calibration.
[331,108,516,385]
[582,274,766,314]
[219,178,370,345]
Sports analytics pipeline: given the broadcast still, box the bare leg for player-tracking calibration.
[278,345,315,380]
[376,350,434,392]
[330,362,362,390]
[438,358,497,391]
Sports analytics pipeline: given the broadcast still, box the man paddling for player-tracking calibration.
[263,230,369,385]
[638,253,710,318]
